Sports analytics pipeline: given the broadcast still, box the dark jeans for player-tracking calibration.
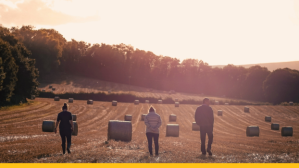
[60,129,72,154]
[146,132,159,155]
[200,126,213,154]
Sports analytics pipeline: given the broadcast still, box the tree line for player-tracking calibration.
[1,25,299,105]
[0,26,39,106]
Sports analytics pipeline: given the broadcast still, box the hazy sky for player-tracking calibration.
[1,0,299,65]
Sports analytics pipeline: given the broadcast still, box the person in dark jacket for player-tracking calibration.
[55,103,73,154]
[195,98,214,156]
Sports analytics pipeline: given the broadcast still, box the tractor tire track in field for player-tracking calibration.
[1,98,299,163]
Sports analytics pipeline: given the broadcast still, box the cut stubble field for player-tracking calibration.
[0,98,299,163]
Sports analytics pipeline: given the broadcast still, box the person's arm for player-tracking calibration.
[144,115,152,129]
[69,120,74,132]
[153,115,162,129]
[55,114,60,134]
[195,107,200,125]
[211,108,214,125]
[69,113,74,132]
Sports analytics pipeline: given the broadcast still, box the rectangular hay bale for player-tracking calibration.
[54,96,60,101]
[108,120,132,141]
[265,116,271,122]
[192,122,200,131]
[244,107,250,112]
[271,123,279,130]
[124,115,132,121]
[218,110,223,116]
[87,99,93,104]
[112,100,117,106]
[72,114,77,121]
[72,121,78,136]
[166,124,179,137]
[175,102,179,107]
[169,114,177,122]
[246,126,259,137]
[281,126,293,136]
[69,98,74,103]
[42,120,55,132]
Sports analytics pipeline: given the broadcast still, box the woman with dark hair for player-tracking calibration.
[144,106,162,156]
[55,103,73,154]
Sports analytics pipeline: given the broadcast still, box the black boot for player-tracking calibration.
[62,145,65,155]
[67,142,71,154]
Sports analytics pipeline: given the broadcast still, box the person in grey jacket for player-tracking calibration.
[144,106,162,156]
[195,98,214,156]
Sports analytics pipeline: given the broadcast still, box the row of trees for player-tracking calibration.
[0,26,39,106]
[3,25,299,104]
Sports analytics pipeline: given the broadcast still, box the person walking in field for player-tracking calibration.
[55,103,74,154]
[195,98,214,156]
[144,106,162,156]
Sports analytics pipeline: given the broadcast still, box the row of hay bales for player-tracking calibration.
[134,99,180,107]
[53,96,94,105]
[108,113,181,141]
[51,96,188,106]
[244,107,293,137]
[214,100,229,105]
[108,104,296,142]
[167,113,179,137]
[42,114,78,136]
[53,98,164,106]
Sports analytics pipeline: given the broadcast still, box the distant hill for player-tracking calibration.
[212,61,299,71]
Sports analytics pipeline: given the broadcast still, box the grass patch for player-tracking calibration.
[0,101,39,111]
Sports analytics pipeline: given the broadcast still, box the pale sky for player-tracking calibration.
[1,0,299,65]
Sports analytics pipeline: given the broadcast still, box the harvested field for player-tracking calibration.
[1,98,299,163]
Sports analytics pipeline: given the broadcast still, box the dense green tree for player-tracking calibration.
[10,43,39,103]
[263,68,299,104]
[242,66,270,101]
[0,39,18,103]
[0,57,5,92]
[0,26,39,105]
[12,26,66,76]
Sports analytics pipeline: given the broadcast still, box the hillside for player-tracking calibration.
[37,75,263,105]
[212,61,299,71]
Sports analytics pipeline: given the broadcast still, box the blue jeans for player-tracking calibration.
[200,126,213,154]
[146,132,159,155]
